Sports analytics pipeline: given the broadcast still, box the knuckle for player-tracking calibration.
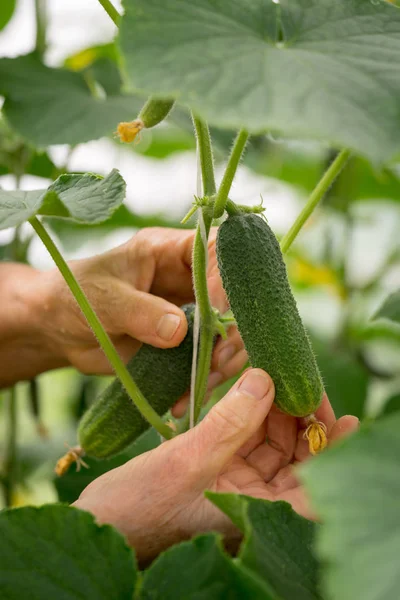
[208,400,247,435]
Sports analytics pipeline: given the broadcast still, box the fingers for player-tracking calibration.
[328,415,359,444]
[186,369,275,477]
[211,327,247,374]
[117,285,188,348]
[245,406,297,482]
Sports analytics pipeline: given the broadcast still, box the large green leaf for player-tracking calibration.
[120,0,400,162]
[373,290,400,326]
[0,54,142,146]
[0,0,16,30]
[0,505,136,600]
[139,533,273,599]
[207,493,321,600]
[0,169,126,230]
[301,413,400,600]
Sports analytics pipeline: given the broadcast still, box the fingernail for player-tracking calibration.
[218,344,236,368]
[208,372,223,390]
[156,313,181,341]
[239,371,270,400]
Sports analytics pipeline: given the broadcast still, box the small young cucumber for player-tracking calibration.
[78,304,195,459]
[216,214,324,418]
[117,97,175,143]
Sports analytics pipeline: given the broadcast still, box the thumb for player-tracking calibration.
[189,369,275,476]
[117,286,188,348]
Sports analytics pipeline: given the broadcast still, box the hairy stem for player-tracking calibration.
[29,216,173,440]
[280,149,351,254]
[214,129,249,218]
[97,0,121,25]
[191,116,216,425]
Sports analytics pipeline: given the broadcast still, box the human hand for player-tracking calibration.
[35,227,246,385]
[73,368,359,564]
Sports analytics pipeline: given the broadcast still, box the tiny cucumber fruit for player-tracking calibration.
[216,213,324,418]
[78,304,194,459]
[138,97,175,129]
[117,97,175,143]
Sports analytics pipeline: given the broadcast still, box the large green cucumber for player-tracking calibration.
[78,304,195,459]
[216,214,323,417]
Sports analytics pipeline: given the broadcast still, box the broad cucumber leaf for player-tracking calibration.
[207,493,321,600]
[0,54,142,146]
[0,169,126,229]
[0,0,16,31]
[373,290,400,327]
[139,533,273,599]
[120,0,400,162]
[301,413,400,600]
[0,505,137,600]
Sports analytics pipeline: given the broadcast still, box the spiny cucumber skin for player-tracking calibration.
[216,214,323,418]
[78,304,194,459]
[139,97,175,129]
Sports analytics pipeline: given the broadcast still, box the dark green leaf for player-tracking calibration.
[0,0,16,31]
[0,504,136,600]
[312,339,368,419]
[139,533,273,600]
[121,0,400,162]
[0,169,126,229]
[55,428,160,504]
[380,392,400,417]
[373,290,400,326]
[301,413,400,600]
[0,54,142,146]
[207,493,321,600]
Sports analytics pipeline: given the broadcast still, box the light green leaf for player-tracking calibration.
[0,504,136,600]
[0,169,126,230]
[301,413,400,600]
[0,0,16,31]
[207,493,321,600]
[0,54,142,146]
[373,290,400,326]
[120,0,400,162]
[139,533,273,599]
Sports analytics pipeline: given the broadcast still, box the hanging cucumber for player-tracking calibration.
[56,304,195,474]
[216,213,326,454]
[117,97,175,143]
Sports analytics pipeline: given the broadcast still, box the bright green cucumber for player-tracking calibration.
[78,304,195,459]
[216,214,323,417]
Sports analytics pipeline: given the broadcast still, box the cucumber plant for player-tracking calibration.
[1,0,400,598]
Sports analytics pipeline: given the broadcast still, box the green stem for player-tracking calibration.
[214,129,249,218]
[34,0,47,58]
[192,116,216,197]
[191,116,216,425]
[3,387,17,507]
[280,149,351,254]
[29,216,173,440]
[97,0,121,26]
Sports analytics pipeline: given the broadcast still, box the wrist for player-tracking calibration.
[0,263,68,387]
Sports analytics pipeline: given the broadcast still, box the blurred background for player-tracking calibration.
[1,0,399,510]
